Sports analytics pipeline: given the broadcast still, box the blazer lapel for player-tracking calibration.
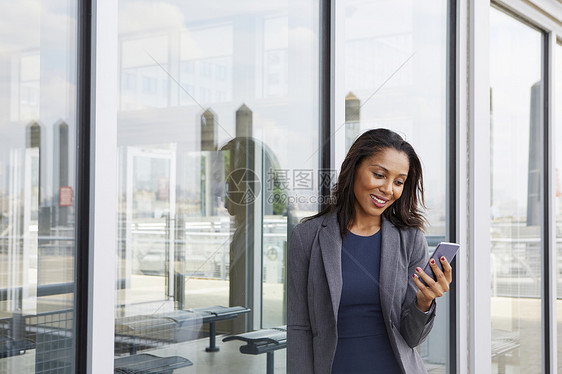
[318,213,343,321]
[379,216,400,320]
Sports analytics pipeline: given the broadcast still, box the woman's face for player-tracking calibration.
[353,147,410,221]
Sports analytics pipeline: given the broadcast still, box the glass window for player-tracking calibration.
[489,7,544,373]
[553,42,562,372]
[0,1,79,373]
[335,0,450,371]
[115,1,319,372]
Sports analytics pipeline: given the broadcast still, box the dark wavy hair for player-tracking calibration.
[305,128,426,237]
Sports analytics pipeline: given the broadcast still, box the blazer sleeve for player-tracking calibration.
[287,226,314,373]
[399,229,437,348]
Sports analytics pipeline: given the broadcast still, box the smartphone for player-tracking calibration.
[421,242,460,283]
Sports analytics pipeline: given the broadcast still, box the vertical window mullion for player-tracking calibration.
[319,0,333,205]
[74,0,92,373]
[88,0,118,373]
[541,28,551,374]
[446,0,458,372]
[545,31,558,374]
[469,0,492,372]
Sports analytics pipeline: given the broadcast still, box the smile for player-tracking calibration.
[370,194,389,208]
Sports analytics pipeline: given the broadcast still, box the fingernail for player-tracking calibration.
[416,267,421,272]
[430,259,435,265]
[441,256,446,262]
[412,274,417,278]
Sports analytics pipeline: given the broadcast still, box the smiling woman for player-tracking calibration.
[312,128,427,238]
[352,148,410,234]
[288,128,452,374]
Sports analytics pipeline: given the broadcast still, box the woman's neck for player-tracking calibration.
[348,215,381,236]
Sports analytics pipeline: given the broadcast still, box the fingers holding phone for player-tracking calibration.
[431,255,452,288]
[412,242,458,311]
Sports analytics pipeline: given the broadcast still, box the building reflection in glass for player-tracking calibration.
[114,1,319,370]
[489,7,544,373]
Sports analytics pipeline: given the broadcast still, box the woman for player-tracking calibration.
[287,129,452,374]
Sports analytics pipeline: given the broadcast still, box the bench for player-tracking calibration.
[0,336,35,358]
[491,329,520,374]
[222,326,286,374]
[115,313,180,354]
[114,353,192,374]
[159,305,250,352]
[115,305,251,354]
[0,313,35,358]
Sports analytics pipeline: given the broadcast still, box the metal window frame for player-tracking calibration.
[447,1,459,373]
[468,0,492,372]
[456,0,470,372]
[541,27,554,374]
[320,0,334,202]
[85,0,119,373]
[550,35,562,374]
[75,0,92,372]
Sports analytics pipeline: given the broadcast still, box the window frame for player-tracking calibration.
[83,0,562,373]
[86,1,119,373]
[480,1,560,373]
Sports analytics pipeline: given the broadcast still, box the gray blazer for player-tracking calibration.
[287,213,436,374]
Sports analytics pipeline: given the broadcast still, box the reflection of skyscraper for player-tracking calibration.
[200,109,223,217]
[527,81,542,226]
[345,92,360,154]
[221,104,283,333]
[236,104,252,138]
[54,120,69,226]
[223,104,256,334]
[201,109,217,151]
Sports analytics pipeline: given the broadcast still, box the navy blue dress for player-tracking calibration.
[331,231,402,374]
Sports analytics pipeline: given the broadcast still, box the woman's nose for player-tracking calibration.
[379,180,392,194]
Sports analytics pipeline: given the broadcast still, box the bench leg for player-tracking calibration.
[266,351,274,374]
[205,322,220,352]
[498,354,505,374]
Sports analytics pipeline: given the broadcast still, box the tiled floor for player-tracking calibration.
[0,338,453,374]
[128,335,287,374]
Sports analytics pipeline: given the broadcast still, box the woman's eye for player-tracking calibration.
[395,180,404,186]
[373,173,383,178]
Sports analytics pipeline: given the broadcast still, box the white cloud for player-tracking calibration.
[119,2,186,34]
[0,0,41,53]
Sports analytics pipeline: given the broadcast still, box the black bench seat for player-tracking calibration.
[114,353,192,374]
[160,305,250,352]
[491,329,520,374]
[0,337,35,359]
[115,305,250,354]
[222,326,286,374]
